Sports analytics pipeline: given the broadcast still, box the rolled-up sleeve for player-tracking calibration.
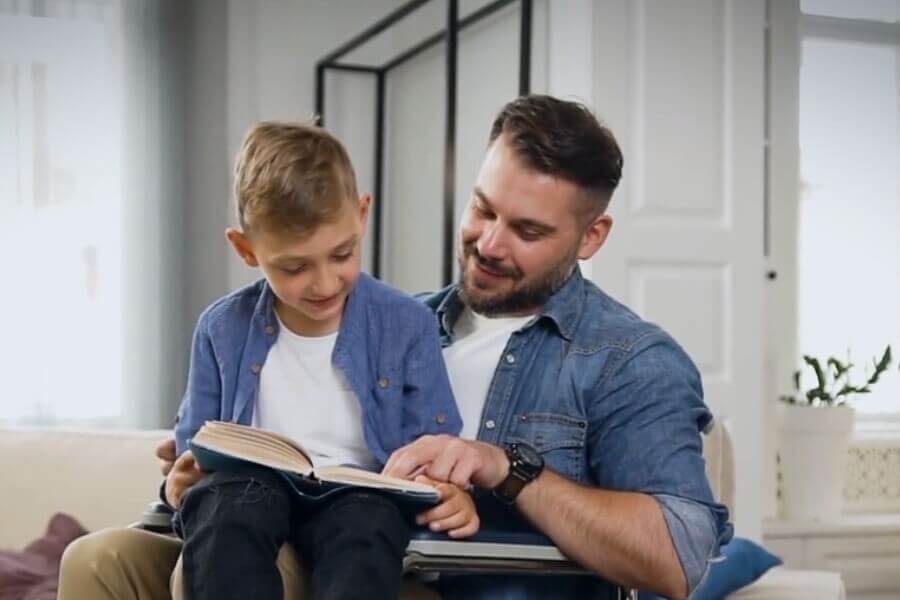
[585,330,733,595]
[654,493,732,595]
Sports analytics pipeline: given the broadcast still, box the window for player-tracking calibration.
[797,0,900,415]
[0,6,124,424]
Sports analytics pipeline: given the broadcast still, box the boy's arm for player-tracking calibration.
[174,312,223,456]
[400,310,463,441]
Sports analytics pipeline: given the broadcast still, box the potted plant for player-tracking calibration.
[778,346,894,520]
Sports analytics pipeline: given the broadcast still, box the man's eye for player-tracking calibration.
[474,204,493,218]
[518,230,542,241]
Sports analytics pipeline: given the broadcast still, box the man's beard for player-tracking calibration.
[457,242,578,317]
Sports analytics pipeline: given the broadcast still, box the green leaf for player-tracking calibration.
[867,345,892,385]
[828,357,850,379]
[803,355,828,393]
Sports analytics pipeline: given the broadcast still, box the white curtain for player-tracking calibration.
[0,0,189,428]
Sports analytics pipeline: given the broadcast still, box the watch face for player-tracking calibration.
[516,443,543,469]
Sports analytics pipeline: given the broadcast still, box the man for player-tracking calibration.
[59,95,729,600]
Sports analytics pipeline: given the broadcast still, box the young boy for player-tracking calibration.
[166,122,477,600]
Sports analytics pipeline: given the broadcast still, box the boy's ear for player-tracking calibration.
[358,193,372,230]
[225,228,260,267]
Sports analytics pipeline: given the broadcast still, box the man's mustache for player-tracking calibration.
[462,244,522,280]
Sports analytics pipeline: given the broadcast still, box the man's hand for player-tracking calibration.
[414,475,480,538]
[156,438,177,476]
[164,450,204,509]
[383,435,509,491]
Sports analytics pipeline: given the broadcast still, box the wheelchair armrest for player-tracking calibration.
[132,500,175,533]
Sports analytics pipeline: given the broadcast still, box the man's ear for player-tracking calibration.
[577,213,613,261]
[358,193,371,231]
[225,228,259,267]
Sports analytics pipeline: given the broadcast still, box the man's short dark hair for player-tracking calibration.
[488,95,623,217]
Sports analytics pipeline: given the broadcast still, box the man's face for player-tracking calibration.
[457,136,592,316]
[229,198,369,336]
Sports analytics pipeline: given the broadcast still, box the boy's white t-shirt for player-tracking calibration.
[253,315,376,469]
[442,308,533,440]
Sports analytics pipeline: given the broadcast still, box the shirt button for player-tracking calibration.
[250,363,262,375]
[484,419,496,430]
[378,378,389,389]
[505,354,516,364]
[435,413,447,425]
[264,325,275,335]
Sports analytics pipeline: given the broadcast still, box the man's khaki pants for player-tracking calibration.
[58,527,440,600]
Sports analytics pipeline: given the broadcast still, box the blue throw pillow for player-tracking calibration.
[639,537,782,600]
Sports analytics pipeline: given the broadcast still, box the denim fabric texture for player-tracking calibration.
[421,268,733,599]
[174,273,462,463]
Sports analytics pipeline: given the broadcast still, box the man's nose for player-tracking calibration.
[476,222,508,260]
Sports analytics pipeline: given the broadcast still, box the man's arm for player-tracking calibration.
[518,468,687,599]
[385,436,688,599]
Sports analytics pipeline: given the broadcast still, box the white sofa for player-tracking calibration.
[0,425,844,598]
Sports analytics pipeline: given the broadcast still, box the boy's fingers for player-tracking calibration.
[428,511,469,532]
[448,517,480,539]
[415,499,459,525]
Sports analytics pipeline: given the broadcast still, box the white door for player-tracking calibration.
[589,0,766,540]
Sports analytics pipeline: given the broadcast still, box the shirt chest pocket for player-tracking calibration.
[507,412,587,481]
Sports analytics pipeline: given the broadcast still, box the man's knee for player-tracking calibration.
[59,528,181,600]
[61,528,137,576]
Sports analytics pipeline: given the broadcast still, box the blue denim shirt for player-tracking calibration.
[421,268,733,600]
[174,273,462,464]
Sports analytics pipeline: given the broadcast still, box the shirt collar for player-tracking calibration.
[435,266,585,341]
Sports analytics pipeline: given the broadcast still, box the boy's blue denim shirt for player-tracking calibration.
[174,273,462,465]
[421,268,734,600]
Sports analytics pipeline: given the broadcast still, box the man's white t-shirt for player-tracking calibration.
[253,316,376,469]
[442,308,533,440]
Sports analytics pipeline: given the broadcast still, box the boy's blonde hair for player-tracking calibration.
[234,121,359,238]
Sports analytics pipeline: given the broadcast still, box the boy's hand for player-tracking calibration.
[164,451,204,509]
[156,438,177,476]
[414,475,480,539]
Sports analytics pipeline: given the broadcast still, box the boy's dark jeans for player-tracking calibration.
[176,465,411,600]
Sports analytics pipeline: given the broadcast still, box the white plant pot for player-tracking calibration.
[778,403,855,521]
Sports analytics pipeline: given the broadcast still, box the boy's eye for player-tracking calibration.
[281,265,307,275]
[333,251,354,261]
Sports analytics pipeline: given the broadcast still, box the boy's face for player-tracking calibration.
[227,196,370,336]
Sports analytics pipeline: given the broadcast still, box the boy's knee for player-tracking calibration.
[180,472,292,538]
[324,492,409,540]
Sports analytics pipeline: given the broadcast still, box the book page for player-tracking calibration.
[191,421,314,475]
[315,465,438,495]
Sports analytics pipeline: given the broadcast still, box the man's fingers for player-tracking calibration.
[383,436,444,478]
[447,458,477,489]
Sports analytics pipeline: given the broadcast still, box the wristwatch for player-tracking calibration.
[492,442,544,504]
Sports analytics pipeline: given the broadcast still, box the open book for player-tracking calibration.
[189,421,439,508]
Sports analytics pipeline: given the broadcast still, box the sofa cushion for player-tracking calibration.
[694,537,782,600]
[0,428,169,549]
